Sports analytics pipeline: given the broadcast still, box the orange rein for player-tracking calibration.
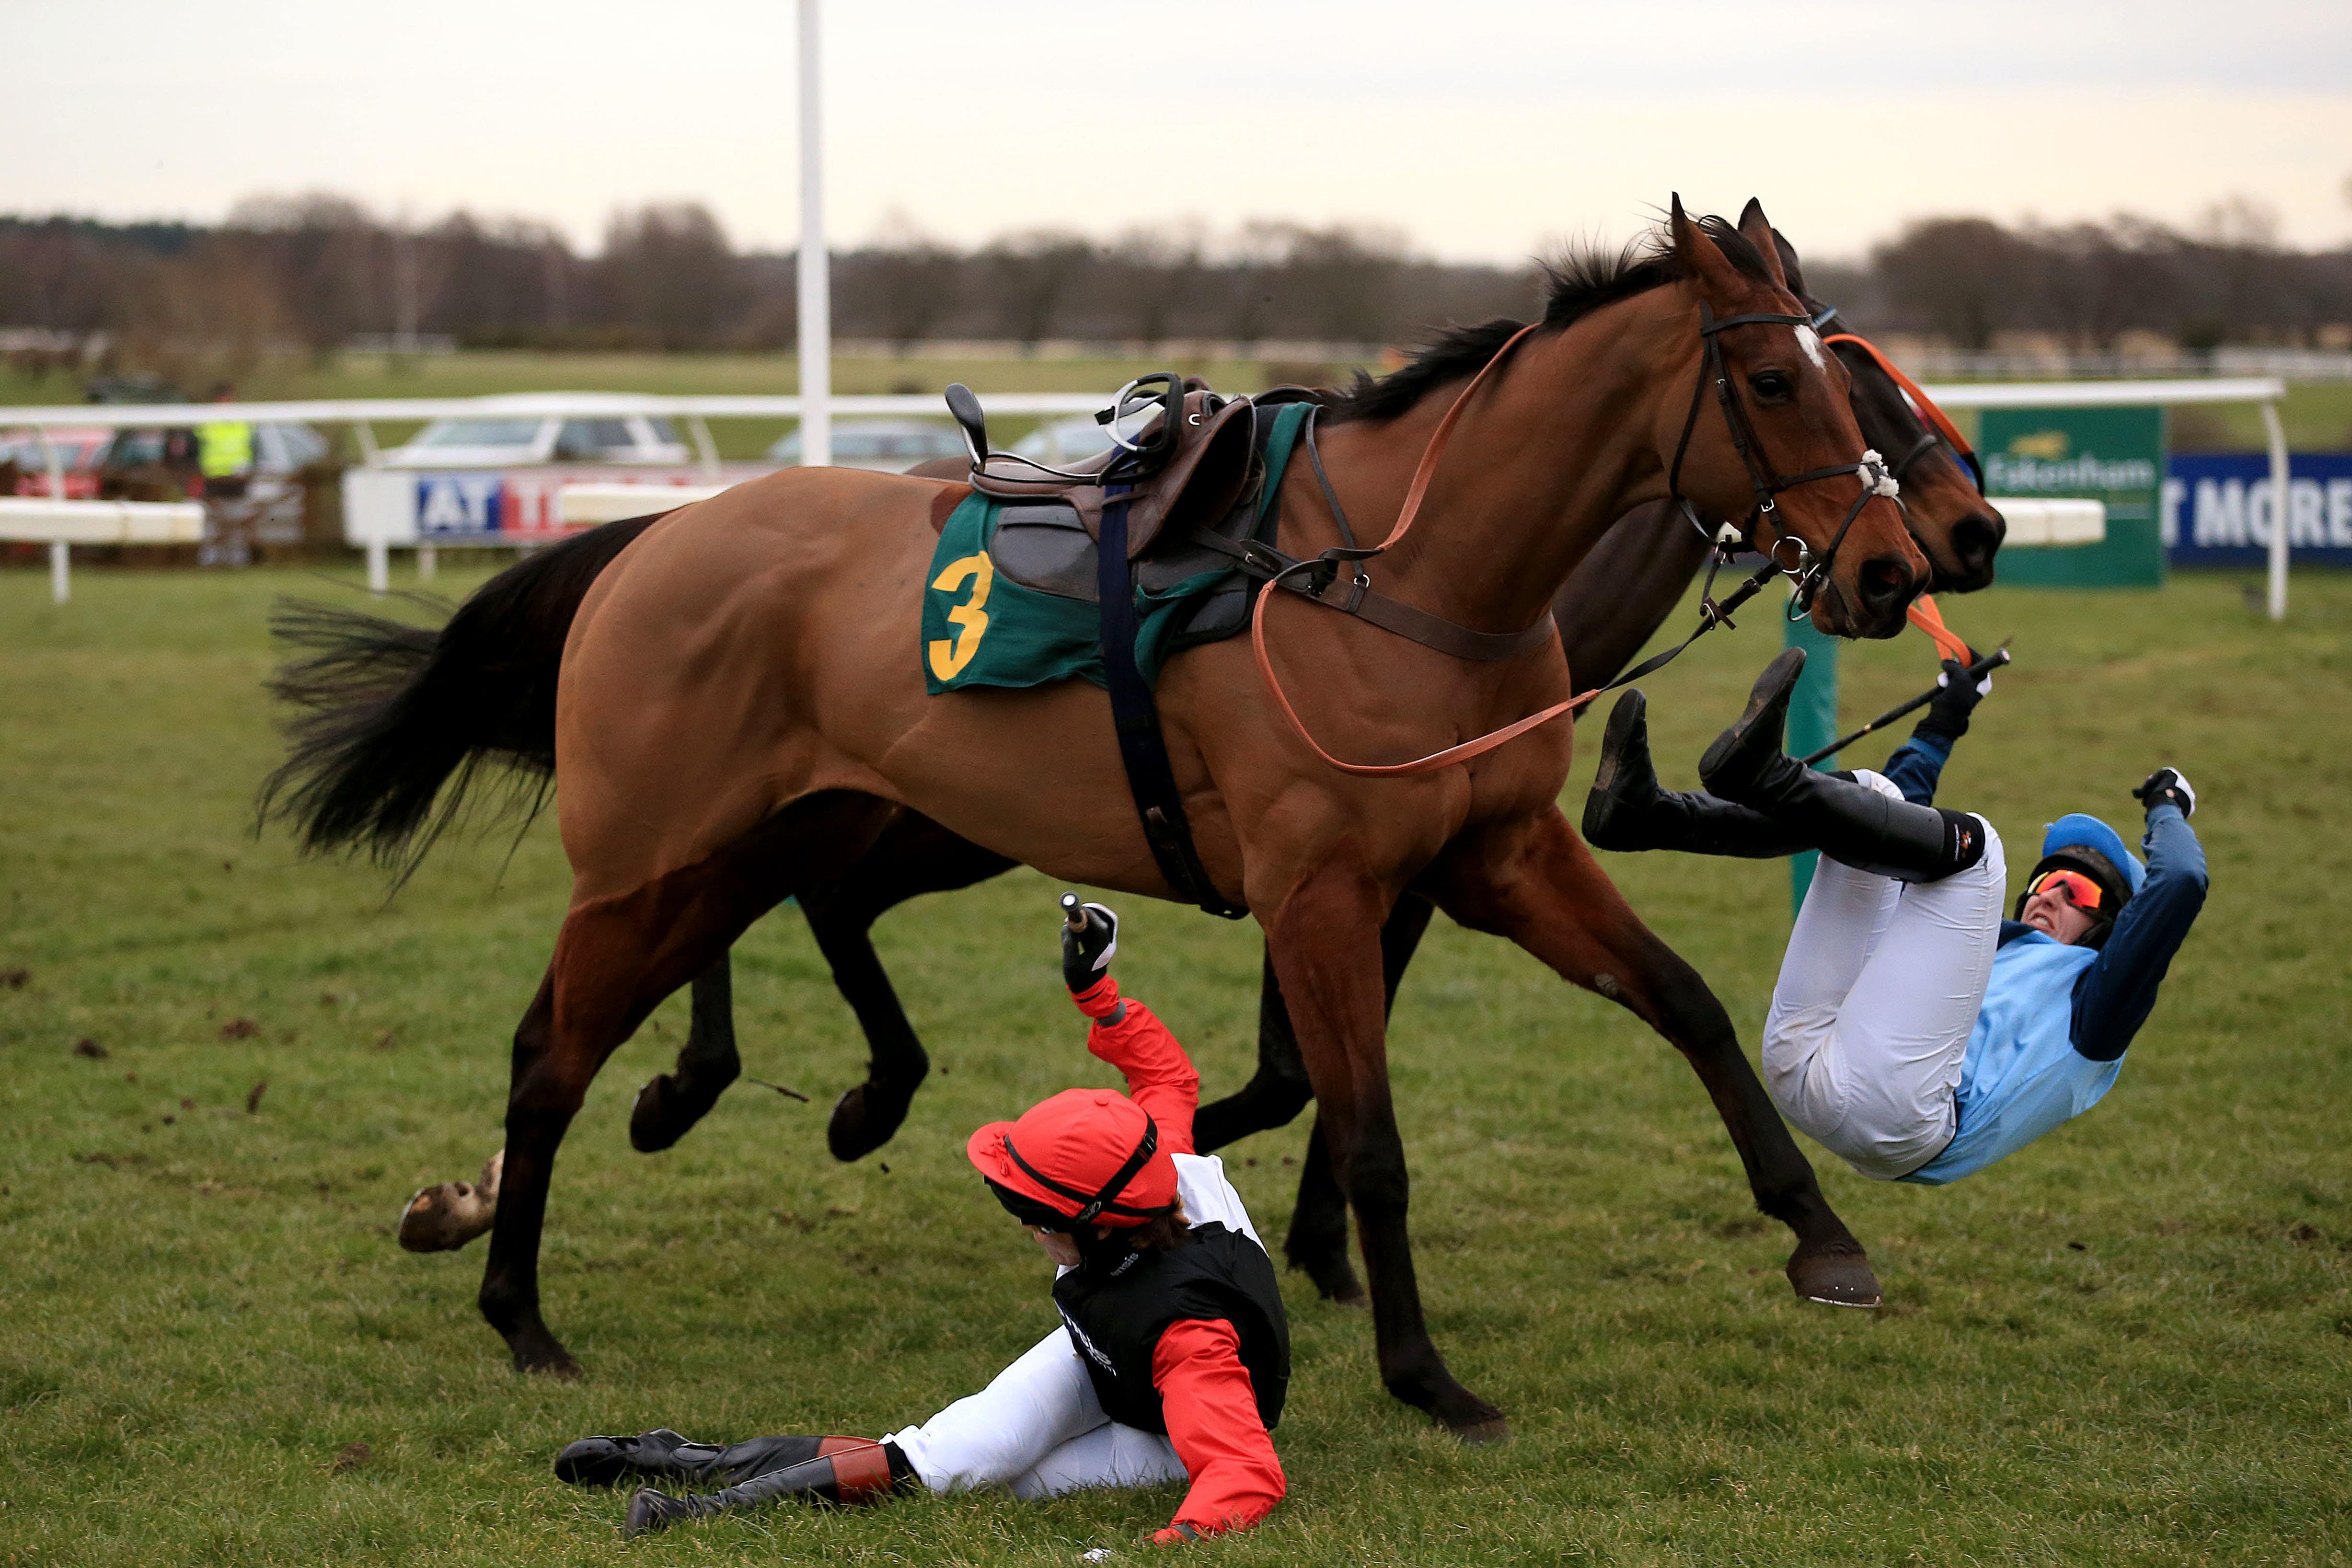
[1819,331,1981,666]
[1820,331,1977,479]
[1246,321,1626,779]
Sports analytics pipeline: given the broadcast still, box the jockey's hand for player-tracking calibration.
[2133,767,2197,817]
[1916,650,1992,742]
[1061,895,1119,993]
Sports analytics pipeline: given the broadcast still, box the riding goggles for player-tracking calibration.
[2027,868,2105,912]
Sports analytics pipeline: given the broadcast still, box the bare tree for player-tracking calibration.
[597,202,745,350]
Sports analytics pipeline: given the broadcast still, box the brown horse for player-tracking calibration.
[396,218,2003,1303]
[270,200,1927,1437]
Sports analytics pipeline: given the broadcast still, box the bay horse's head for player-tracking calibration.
[1746,207,2005,594]
[1659,196,1927,637]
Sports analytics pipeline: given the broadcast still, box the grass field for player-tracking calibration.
[2,560,2349,1566]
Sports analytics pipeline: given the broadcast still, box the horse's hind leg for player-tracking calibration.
[807,815,1017,1162]
[481,792,897,1376]
[1430,807,1879,1308]
[628,954,740,1153]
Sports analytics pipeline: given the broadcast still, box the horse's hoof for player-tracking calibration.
[1448,1414,1513,1446]
[828,1081,914,1163]
[1292,1257,1366,1306]
[1434,1393,1511,1444]
[1788,1245,1882,1309]
[512,1341,584,1381]
[629,1075,692,1153]
[396,1152,502,1253]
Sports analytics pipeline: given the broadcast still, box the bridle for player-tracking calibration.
[1244,294,1906,779]
[1812,307,1984,495]
[1664,300,1903,623]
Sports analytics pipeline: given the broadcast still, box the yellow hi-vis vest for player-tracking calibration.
[197,420,254,479]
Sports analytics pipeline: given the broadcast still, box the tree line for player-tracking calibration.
[1,195,2346,387]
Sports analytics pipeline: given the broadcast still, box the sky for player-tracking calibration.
[8,0,2351,263]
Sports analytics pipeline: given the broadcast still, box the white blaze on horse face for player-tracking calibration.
[1796,325,1829,371]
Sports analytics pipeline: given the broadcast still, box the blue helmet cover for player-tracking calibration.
[2038,813,2145,895]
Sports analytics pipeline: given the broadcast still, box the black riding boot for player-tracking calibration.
[556,1430,842,1489]
[624,1438,918,1536]
[1697,649,1986,884]
[1581,689,1807,858]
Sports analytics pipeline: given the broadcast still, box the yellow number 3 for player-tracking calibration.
[927,552,995,680]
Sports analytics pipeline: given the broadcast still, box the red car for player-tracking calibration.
[0,426,111,499]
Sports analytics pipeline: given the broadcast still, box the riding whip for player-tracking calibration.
[1798,643,2011,767]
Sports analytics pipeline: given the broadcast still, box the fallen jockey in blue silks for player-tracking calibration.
[1583,646,2208,1185]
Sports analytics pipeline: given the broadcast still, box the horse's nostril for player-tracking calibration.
[1858,555,1915,610]
[1952,513,2003,567]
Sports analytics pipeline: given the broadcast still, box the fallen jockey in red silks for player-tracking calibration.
[556,897,1289,1545]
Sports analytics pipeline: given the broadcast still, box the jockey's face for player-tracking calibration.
[1027,1226,1082,1268]
[2020,879,2099,945]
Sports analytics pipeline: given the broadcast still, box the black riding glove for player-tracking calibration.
[1912,650,1991,745]
[2132,767,2197,817]
[1060,895,1119,993]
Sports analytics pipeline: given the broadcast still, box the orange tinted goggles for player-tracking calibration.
[2029,869,2104,912]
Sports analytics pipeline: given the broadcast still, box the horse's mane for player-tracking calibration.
[1325,213,1775,424]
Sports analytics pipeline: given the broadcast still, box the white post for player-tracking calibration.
[49,540,69,604]
[367,533,390,595]
[687,413,722,479]
[37,427,65,499]
[417,544,438,580]
[355,421,381,466]
[2260,399,2290,622]
[796,0,830,468]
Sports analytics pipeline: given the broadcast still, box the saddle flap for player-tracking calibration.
[989,503,1099,601]
[1121,394,1257,559]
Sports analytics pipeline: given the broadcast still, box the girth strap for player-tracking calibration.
[1097,483,1247,919]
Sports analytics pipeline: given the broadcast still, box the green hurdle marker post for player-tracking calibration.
[1782,600,1841,917]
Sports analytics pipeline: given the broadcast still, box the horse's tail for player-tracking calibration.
[258,514,667,883]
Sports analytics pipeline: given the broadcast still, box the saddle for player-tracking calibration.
[935,378,1262,561]
[917,377,1297,920]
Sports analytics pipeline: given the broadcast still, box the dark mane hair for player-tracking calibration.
[1325,212,1776,425]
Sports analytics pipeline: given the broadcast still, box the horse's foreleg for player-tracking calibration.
[628,954,740,1153]
[808,819,1017,1162]
[1432,808,1879,1308]
[1198,899,1435,1307]
[1198,898,1435,1153]
[1261,856,1505,1440]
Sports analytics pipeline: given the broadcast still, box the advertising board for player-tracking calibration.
[342,467,761,547]
[2162,452,2352,568]
[1980,405,2166,587]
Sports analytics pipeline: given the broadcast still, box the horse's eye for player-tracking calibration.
[1749,369,1795,403]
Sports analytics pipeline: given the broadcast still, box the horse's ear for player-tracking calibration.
[1670,195,1746,299]
[1771,227,1810,299]
[1737,200,1790,289]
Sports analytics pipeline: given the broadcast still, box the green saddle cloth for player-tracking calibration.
[921,402,1309,695]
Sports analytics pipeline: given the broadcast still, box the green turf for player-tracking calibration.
[1,560,2348,1565]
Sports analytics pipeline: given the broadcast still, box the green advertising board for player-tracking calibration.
[1981,404,2166,587]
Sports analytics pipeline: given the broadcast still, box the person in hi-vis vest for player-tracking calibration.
[196,381,253,500]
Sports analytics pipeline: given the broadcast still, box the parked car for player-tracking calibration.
[765,418,967,473]
[383,398,690,469]
[0,426,112,498]
[1009,415,1117,468]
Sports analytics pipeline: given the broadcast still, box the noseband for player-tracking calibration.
[1664,301,1902,620]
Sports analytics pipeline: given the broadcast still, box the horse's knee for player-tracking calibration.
[1335,1133,1410,1215]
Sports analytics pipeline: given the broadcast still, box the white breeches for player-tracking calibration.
[1761,771,2006,1180]
[886,1327,1188,1500]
